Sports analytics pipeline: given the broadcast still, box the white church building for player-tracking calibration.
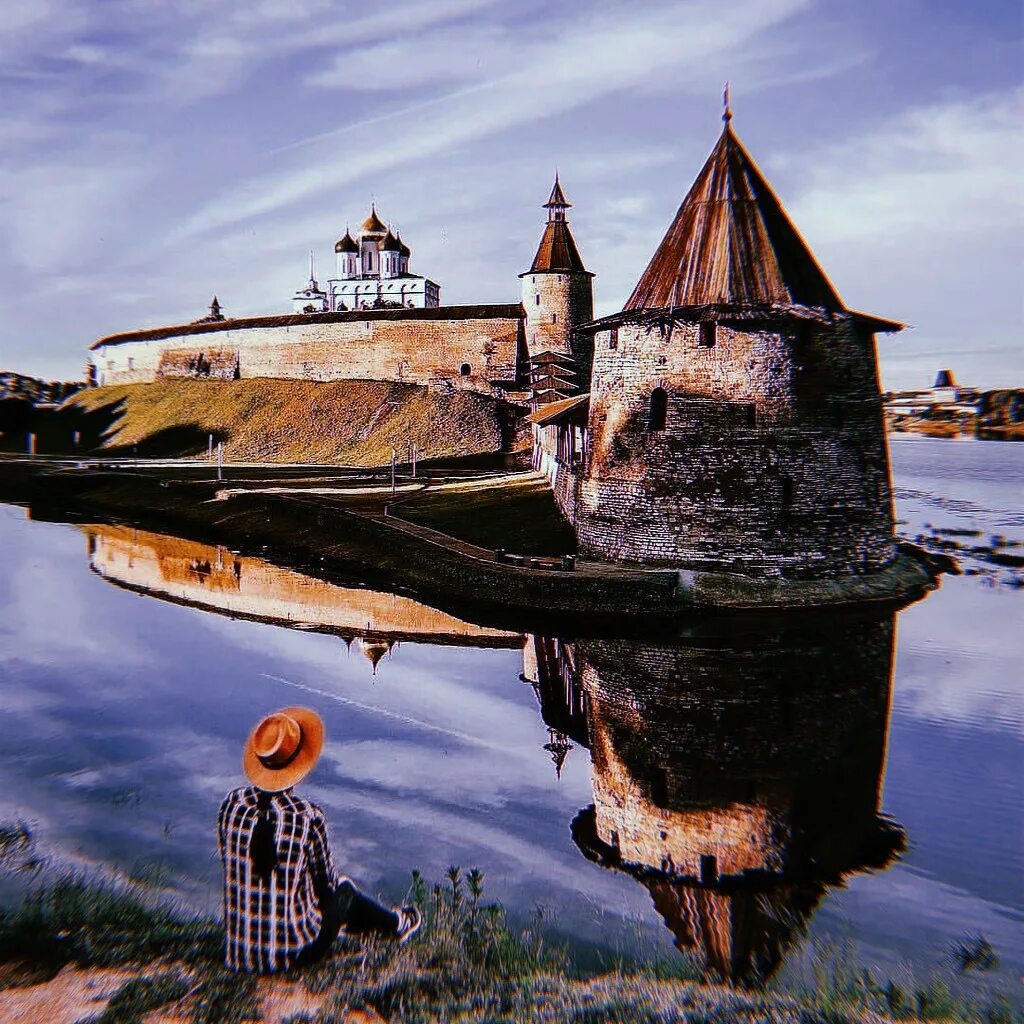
[292,205,441,313]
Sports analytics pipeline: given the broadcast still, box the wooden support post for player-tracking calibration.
[217,442,224,482]
[391,447,396,495]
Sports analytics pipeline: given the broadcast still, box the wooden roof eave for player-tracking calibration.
[528,392,590,426]
[580,303,903,335]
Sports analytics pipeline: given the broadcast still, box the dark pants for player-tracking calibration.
[297,879,399,965]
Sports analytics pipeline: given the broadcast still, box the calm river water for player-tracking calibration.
[0,437,1020,1000]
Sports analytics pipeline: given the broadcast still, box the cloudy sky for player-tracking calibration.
[0,0,1020,388]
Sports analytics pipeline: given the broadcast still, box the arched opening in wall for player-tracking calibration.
[459,363,471,376]
[648,388,668,431]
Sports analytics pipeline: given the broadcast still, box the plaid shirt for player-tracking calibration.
[217,786,339,973]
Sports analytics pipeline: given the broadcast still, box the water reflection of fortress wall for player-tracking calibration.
[576,621,897,885]
[85,523,522,648]
[527,615,904,984]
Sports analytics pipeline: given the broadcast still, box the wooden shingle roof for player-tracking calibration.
[625,125,844,312]
[526,220,591,275]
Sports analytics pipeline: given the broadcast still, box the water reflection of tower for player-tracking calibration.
[526,616,904,986]
[521,636,588,777]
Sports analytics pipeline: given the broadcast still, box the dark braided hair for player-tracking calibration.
[250,790,279,882]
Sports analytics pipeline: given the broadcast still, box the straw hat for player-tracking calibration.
[243,707,324,791]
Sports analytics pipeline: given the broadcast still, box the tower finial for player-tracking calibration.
[722,81,732,125]
[308,248,315,283]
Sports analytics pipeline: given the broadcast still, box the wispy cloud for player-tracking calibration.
[173,0,810,240]
[0,0,1019,387]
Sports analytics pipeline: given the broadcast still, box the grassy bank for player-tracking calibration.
[3,845,1015,1024]
[61,380,527,466]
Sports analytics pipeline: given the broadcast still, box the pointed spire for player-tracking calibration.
[308,249,318,287]
[722,81,732,126]
[544,173,571,211]
[543,728,572,779]
[624,118,844,311]
[526,174,591,275]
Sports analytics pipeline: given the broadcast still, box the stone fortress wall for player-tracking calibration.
[572,316,895,579]
[90,306,528,395]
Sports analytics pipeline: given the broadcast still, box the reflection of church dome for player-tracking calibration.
[359,636,394,674]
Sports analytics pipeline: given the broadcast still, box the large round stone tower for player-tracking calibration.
[575,114,902,580]
[520,175,594,365]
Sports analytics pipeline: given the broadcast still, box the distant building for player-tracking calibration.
[294,205,441,313]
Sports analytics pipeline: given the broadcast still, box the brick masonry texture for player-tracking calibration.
[91,311,528,394]
[573,317,895,579]
[521,272,594,368]
[575,613,895,881]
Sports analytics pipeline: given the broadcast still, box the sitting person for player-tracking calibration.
[218,706,421,973]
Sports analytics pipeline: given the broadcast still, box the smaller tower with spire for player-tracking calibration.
[520,174,595,364]
[292,250,328,313]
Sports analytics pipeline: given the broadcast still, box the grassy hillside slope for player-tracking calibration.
[65,379,525,466]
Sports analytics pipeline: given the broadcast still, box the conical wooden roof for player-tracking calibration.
[544,174,571,209]
[528,220,589,274]
[625,125,843,312]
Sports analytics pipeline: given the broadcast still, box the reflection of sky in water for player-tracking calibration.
[0,507,653,952]
[0,437,1021,992]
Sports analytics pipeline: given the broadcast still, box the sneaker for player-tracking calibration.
[395,904,422,944]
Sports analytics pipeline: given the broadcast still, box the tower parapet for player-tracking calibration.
[575,116,902,580]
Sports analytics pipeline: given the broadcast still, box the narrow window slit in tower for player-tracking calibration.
[700,855,719,886]
[608,328,618,350]
[699,322,716,348]
[781,476,794,511]
[651,767,669,808]
[648,388,668,431]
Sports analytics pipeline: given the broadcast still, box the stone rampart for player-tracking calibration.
[89,306,527,395]
[576,317,895,578]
